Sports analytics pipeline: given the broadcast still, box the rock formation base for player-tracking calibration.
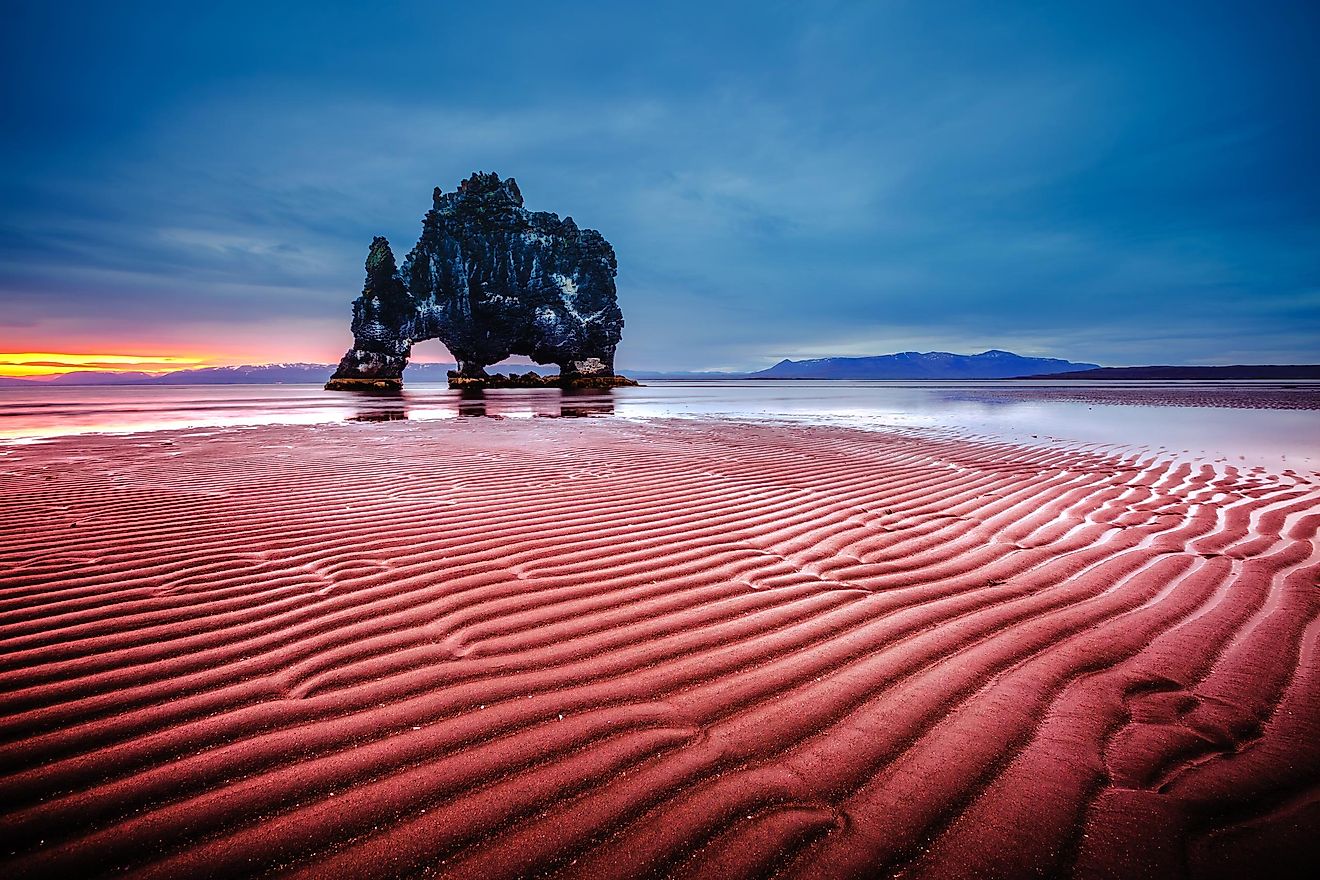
[446,372,639,389]
[324,377,403,393]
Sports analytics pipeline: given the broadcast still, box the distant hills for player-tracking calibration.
[749,350,1099,380]
[148,363,490,384]
[3,351,1317,387]
[1031,365,1320,380]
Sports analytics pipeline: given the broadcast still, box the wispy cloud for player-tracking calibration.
[2,1,1316,368]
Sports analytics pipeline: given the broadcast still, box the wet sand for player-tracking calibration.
[1,418,1317,878]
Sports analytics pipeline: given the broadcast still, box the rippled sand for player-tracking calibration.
[1,418,1317,878]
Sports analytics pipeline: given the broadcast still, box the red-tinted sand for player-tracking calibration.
[0,419,1316,879]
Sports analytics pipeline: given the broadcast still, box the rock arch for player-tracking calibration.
[327,173,628,391]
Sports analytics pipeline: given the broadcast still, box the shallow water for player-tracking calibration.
[1,380,1318,469]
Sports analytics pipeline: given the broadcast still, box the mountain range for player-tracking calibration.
[3,351,1316,386]
[748,350,1098,380]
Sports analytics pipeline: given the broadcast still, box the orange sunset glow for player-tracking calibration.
[0,353,208,379]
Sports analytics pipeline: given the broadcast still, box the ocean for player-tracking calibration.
[2,380,1318,469]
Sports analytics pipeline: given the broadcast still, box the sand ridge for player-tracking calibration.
[0,418,1316,878]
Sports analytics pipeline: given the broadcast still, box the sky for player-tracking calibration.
[1,1,1317,375]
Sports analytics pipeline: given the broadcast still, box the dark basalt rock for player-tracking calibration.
[325,236,415,391]
[446,370,638,389]
[327,173,628,391]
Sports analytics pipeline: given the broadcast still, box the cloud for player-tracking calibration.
[1,1,1316,368]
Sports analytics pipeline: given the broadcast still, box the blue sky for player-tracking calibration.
[2,1,1317,370]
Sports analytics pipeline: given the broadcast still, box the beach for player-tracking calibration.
[1,402,1317,878]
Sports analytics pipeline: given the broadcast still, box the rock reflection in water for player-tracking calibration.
[456,388,492,418]
[560,389,615,418]
[454,388,615,419]
[347,391,409,422]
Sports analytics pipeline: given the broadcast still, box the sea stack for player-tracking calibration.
[326,173,634,391]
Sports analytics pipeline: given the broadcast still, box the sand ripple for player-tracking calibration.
[0,420,1316,878]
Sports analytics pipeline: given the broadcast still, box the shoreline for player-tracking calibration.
[1,418,1317,877]
[3,392,1318,474]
